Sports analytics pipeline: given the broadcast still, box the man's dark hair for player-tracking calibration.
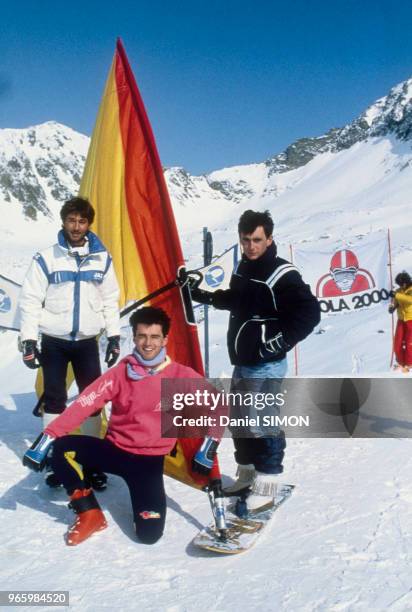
[238,209,274,238]
[129,306,171,336]
[395,271,411,287]
[60,197,95,224]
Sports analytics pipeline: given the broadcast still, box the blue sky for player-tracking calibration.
[1,0,412,174]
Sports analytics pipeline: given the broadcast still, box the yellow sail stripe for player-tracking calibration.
[79,60,149,307]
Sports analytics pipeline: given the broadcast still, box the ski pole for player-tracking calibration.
[206,479,228,540]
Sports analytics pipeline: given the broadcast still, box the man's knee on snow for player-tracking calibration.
[134,510,164,545]
[137,530,163,545]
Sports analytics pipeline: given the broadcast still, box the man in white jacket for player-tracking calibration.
[19,197,121,489]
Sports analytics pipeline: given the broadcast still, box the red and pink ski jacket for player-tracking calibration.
[45,354,203,456]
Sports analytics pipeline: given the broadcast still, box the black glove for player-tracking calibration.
[388,304,396,314]
[22,340,41,369]
[23,432,55,472]
[185,272,215,305]
[190,287,215,306]
[105,335,121,367]
[192,437,219,475]
[259,332,291,359]
[187,274,202,292]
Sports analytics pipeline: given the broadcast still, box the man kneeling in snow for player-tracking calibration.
[23,307,207,546]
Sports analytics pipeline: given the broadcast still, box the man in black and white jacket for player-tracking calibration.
[190,210,320,512]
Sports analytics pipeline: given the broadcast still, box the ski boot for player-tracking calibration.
[223,463,255,495]
[66,488,107,546]
[246,471,277,515]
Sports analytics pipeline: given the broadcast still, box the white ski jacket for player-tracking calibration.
[20,230,120,341]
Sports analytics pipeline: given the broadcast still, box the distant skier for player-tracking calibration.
[389,271,412,373]
[23,307,210,546]
[19,197,121,490]
[190,210,320,513]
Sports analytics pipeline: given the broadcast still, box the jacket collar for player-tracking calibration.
[57,230,107,254]
[238,242,278,279]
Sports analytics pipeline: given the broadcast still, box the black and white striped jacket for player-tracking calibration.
[210,243,320,366]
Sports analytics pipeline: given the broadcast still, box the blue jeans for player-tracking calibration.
[231,358,287,475]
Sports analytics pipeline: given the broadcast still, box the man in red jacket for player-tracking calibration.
[23,307,207,546]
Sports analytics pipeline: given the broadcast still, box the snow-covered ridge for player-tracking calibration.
[364,77,412,132]
[0,122,88,221]
[2,75,412,230]
[166,76,412,245]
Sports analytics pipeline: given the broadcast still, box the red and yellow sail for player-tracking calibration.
[79,39,218,488]
[79,39,202,372]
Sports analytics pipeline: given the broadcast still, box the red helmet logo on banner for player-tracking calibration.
[317,248,375,297]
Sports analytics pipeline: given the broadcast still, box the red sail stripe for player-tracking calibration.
[114,39,203,372]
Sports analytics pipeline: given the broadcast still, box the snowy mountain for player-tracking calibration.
[168,77,412,262]
[168,76,412,197]
[2,77,412,237]
[267,77,412,173]
[0,121,88,221]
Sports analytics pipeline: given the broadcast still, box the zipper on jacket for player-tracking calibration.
[71,253,91,340]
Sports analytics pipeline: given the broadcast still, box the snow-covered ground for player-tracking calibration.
[1,391,412,611]
[1,119,412,609]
